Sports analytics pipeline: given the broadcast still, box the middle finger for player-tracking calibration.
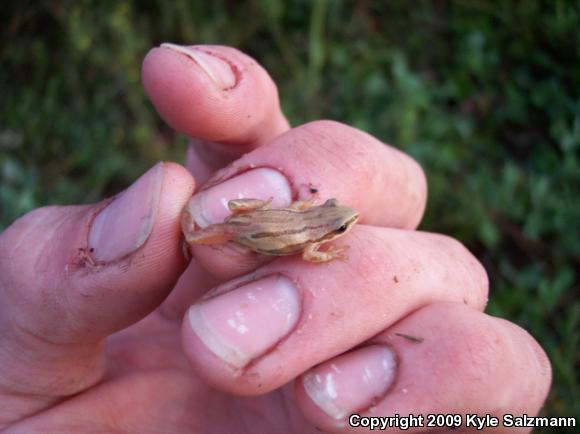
[181,225,488,395]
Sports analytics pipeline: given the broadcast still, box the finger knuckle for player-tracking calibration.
[426,232,489,308]
[299,120,382,186]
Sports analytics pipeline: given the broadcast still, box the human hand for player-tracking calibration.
[0,44,551,433]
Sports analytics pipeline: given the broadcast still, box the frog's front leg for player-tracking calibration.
[228,198,272,215]
[302,242,349,263]
[184,223,235,245]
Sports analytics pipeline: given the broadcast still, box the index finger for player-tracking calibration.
[183,120,427,278]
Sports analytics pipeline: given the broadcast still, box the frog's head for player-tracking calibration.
[321,199,359,241]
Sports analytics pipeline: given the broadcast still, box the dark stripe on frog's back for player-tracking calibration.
[234,224,327,255]
[225,209,304,226]
[236,236,310,255]
[250,224,328,239]
[242,242,307,255]
[225,207,337,229]
[223,206,341,255]
[236,223,341,255]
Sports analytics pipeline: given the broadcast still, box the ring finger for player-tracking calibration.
[297,302,551,433]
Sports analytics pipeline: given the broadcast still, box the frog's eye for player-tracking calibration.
[337,224,348,233]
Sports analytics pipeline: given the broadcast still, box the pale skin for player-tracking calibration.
[0,44,551,433]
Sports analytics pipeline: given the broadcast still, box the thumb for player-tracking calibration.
[0,162,193,424]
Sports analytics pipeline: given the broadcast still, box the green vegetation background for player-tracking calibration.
[1,0,578,429]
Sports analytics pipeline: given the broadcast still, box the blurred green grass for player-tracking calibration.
[1,0,578,429]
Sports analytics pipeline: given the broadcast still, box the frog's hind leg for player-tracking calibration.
[185,224,235,245]
[228,198,272,214]
[289,193,320,211]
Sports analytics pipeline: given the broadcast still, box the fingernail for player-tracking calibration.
[160,43,237,90]
[89,163,164,262]
[188,275,301,368]
[184,168,292,227]
[302,345,396,420]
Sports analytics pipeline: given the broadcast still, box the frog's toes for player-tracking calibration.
[303,244,349,263]
[328,245,349,260]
